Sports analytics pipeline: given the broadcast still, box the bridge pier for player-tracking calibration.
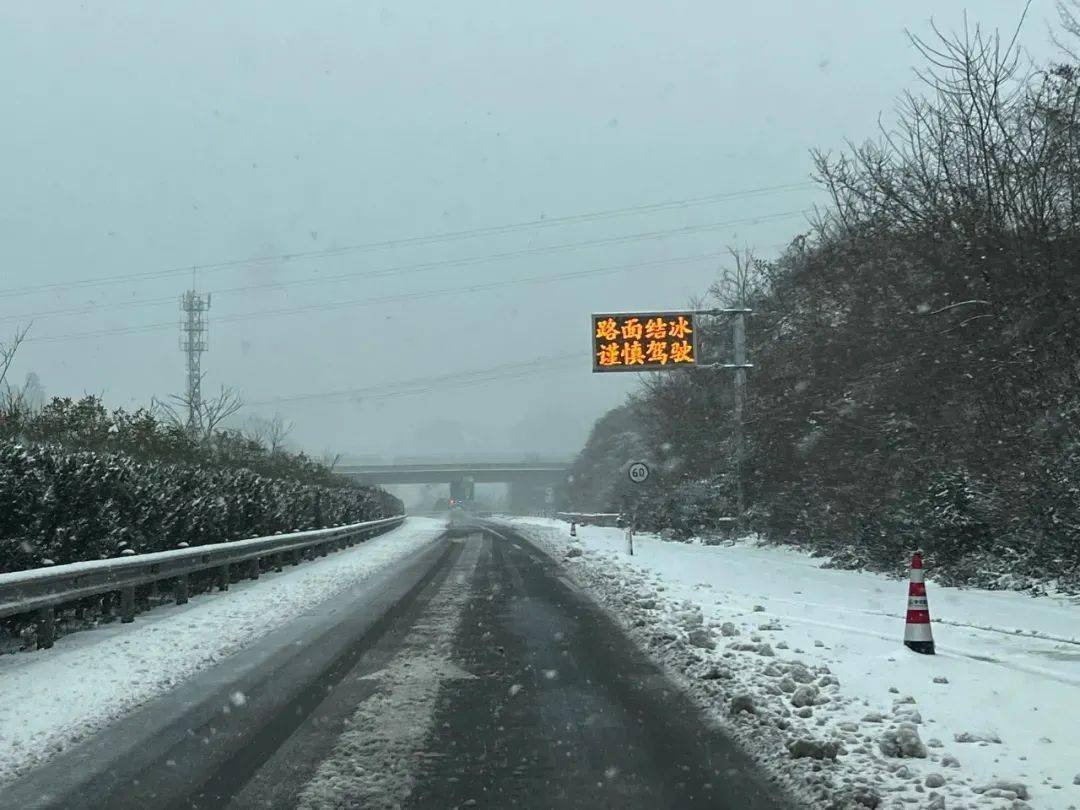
[448,477,475,504]
[508,478,554,514]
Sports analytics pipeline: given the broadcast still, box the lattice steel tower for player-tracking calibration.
[180,289,211,430]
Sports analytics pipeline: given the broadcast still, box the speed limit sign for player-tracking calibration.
[628,462,650,484]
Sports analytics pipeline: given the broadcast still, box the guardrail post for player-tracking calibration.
[36,607,56,649]
[318,542,328,557]
[291,549,301,566]
[174,574,189,605]
[273,552,283,573]
[249,558,260,580]
[218,564,230,591]
[120,586,136,623]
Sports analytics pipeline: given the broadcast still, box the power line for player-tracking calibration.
[0,224,793,327]
[0,293,176,325]
[8,210,805,329]
[346,364,582,404]
[0,181,814,301]
[25,250,734,344]
[246,353,583,407]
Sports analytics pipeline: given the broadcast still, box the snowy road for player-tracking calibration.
[399,527,790,810]
[1,523,794,809]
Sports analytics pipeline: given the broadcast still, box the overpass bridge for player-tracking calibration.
[338,460,572,485]
[338,459,573,506]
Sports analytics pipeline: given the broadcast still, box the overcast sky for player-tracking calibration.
[0,1,1059,461]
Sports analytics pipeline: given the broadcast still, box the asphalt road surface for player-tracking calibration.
[2,523,794,810]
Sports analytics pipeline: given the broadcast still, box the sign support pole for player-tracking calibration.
[732,311,747,530]
[591,309,753,536]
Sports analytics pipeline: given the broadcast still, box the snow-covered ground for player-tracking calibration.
[507,518,1080,810]
[0,517,445,785]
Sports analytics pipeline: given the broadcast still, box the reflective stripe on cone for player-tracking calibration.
[904,551,935,654]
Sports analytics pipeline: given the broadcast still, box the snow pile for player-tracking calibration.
[0,518,445,785]
[507,518,1080,810]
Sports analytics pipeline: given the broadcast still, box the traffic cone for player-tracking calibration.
[570,521,577,537]
[904,551,935,655]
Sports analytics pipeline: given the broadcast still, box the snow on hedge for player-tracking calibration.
[0,442,401,573]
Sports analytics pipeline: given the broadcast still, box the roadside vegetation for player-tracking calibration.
[566,10,1080,592]
[0,386,400,573]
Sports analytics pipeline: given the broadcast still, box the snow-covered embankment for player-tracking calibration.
[0,517,446,785]
[507,518,1080,809]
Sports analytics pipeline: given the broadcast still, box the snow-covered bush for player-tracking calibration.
[560,29,1080,593]
[0,441,400,573]
[916,469,999,565]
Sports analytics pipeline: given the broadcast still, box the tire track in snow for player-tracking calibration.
[294,538,483,810]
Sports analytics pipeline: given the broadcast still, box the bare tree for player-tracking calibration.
[1054,0,1080,60]
[0,327,33,436]
[710,246,762,308]
[200,385,245,438]
[149,395,180,426]
[0,380,42,428]
[155,379,244,444]
[809,8,1077,243]
[321,449,342,472]
[0,325,30,393]
[246,413,294,454]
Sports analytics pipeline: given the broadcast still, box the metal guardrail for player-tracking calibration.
[555,512,623,527]
[0,514,406,649]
